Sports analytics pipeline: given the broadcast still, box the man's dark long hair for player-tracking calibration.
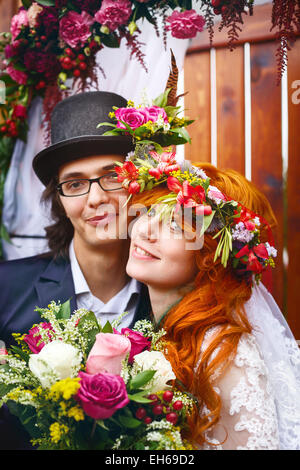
[42,178,74,259]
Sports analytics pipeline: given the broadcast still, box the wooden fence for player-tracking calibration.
[184,3,300,339]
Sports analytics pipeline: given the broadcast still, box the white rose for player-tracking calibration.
[29,340,82,388]
[132,350,176,392]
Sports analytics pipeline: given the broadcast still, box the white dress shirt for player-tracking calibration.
[69,241,141,330]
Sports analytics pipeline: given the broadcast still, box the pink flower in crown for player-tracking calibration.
[94,0,132,32]
[145,106,169,124]
[167,177,212,215]
[165,10,205,39]
[59,10,94,48]
[10,9,29,40]
[149,150,180,179]
[115,107,150,130]
[6,65,28,85]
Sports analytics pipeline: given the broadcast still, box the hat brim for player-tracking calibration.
[33,135,134,186]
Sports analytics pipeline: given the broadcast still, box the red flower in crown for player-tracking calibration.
[235,243,269,274]
[234,206,258,230]
[115,161,139,188]
[167,177,212,215]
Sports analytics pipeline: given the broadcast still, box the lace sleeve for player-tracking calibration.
[199,333,280,450]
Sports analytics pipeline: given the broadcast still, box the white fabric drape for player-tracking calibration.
[2,19,189,260]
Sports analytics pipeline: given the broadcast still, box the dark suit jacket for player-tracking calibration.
[0,253,151,449]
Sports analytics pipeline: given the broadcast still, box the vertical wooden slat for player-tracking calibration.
[216,46,245,174]
[287,38,300,339]
[250,41,284,310]
[184,51,211,164]
[0,0,19,32]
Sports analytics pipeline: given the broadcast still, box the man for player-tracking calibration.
[0,91,150,449]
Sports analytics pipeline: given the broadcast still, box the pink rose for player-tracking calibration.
[76,371,129,419]
[6,65,28,85]
[94,0,132,31]
[10,9,29,40]
[165,10,206,39]
[145,106,169,123]
[86,332,131,375]
[59,10,94,48]
[113,328,151,363]
[115,107,150,130]
[23,322,54,354]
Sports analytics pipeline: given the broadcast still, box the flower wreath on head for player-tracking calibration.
[98,59,277,284]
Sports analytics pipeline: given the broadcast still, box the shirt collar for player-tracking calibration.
[69,240,141,310]
[69,240,90,295]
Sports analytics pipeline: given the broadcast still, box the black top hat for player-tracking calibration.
[33,91,134,186]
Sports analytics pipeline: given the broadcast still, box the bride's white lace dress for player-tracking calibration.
[199,332,280,450]
[197,283,300,450]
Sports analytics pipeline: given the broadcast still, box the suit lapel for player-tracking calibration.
[34,256,77,314]
[129,283,151,328]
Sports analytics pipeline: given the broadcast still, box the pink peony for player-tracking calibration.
[94,0,132,32]
[113,328,151,363]
[115,107,150,130]
[6,65,28,85]
[76,371,129,419]
[165,10,206,39]
[10,9,29,40]
[59,10,94,48]
[23,322,54,354]
[145,106,169,123]
[86,332,131,375]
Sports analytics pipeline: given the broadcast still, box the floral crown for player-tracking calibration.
[114,147,277,283]
[98,72,277,284]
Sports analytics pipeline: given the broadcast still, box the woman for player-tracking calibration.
[117,152,300,450]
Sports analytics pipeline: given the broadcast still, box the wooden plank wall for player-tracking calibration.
[184,4,300,339]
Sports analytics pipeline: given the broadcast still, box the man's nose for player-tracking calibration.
[86,180,110,207]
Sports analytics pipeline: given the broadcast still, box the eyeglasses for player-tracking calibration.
[57,172,122,197]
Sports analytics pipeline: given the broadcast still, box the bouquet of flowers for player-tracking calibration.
[0,300,196,450]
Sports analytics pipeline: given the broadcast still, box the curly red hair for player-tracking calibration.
[132,162,277,446]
